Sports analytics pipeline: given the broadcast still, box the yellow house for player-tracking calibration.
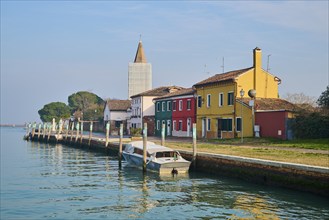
[193,47,281,139]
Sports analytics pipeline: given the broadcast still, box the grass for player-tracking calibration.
[206,138,329,150]
[154,139,329,168]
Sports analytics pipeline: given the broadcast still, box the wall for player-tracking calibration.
[128,63,152,98]
[154,99,172,137]
[196,83,237,139]
[255,111,288,140]
[172,95,196,137]
[236,68,279,99]
[143,96,156,116]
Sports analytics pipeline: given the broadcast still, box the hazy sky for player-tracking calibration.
[1,1,328,124]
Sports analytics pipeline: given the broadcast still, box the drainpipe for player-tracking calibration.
[233,81,237,138]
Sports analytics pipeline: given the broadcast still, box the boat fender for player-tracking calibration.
[172,168,178,175]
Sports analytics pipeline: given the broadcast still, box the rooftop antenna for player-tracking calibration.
[220,57,224,73]
[204,64,210,75]
[139,34,142,41]
[267,54,271,72]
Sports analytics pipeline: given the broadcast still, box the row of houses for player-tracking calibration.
[104,47,296,140]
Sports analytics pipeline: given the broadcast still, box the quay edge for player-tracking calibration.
[25,134,329,197]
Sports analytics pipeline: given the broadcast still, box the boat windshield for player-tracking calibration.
[155,151,178,158]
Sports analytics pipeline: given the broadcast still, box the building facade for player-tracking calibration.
[253,98,295,140]
[194,47,281,139]
[103,99,131,135]
[128,40,152,99]
[154,88,196,137]
[130,86,184,135]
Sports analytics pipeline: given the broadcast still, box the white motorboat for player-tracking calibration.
[122,141,191,174]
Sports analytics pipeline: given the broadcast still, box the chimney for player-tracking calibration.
[253,47,262,70]
[253,47,262,91]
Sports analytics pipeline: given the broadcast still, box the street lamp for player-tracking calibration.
[240,89,245,143]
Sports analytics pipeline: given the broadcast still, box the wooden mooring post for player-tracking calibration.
[143,123,147,173]
[80,121,84,144]
[161,123,165,146]
[47,125,51,141]
[65,124,69,141]
[43,123,46,139]
[105,122,110,147]
[37,123,41,140]
[75,122,80,142]
[70,122,74,142]
[89,122,93,146]
[26,123,31,136]
[119,123,123,168]
[192,123,197,168]
[31,122,36,138]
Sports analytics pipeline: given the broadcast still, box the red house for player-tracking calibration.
[171,88,196,137]
[254,98,295,140]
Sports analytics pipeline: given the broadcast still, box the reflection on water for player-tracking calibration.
[1,127,329,219]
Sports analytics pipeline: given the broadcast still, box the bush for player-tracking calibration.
[130,128,142,137]
[292,112,329,139]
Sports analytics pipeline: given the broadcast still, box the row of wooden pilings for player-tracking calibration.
[25,121,198,173]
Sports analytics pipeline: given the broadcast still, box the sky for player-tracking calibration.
[1,1,328,125]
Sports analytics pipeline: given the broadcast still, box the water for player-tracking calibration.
[1,127,328,219]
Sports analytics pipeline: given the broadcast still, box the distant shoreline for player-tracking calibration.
[0,124,25,127]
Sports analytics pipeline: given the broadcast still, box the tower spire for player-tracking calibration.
[134,39,147,63]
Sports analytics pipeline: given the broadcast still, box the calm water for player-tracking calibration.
[1,127,328,219]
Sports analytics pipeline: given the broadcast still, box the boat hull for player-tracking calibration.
[122,152,191,174]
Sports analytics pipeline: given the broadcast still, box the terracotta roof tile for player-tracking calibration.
[194,67,253,87]
[106,99,131,111]
[238,98,295,111]
[130,86,185,98]
[154,88,195,100]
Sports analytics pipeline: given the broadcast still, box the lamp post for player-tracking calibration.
[240,89,245,143]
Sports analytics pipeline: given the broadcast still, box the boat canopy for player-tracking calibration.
[127,141,175,155]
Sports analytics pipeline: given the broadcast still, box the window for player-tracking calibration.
[173,121,176,131]
[162,120,166,130]
[157,120,160,130]
[228,92,234,105]
[219,93,223,107]
[173,101,177,111]
[178,120,183,131]
[197,96,202,108]
[221,118,233,131]
[236,117,242,132]
[167,101,171,111]
[162,102,165,111]
[179,100,183,111]
[156,102,160,112]
[187,99,191,110]
[207,118,211,131]
[207,94,211,107]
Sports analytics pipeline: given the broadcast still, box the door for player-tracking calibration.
[167,120,171,136]
[187,118,191,137]
[202,118,206,138]
[217,119,222,138]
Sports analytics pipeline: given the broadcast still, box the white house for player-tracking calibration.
[103,99,131,135]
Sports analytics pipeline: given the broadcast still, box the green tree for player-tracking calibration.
[68,91,104,121]
[38,102,71,122]
[317,86,329,108]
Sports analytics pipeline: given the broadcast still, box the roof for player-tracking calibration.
[238,98,296,112]
[128,141,175,154]
[106,99,131,111]
[194,67,253,87]
[130,86,185,98]
[153,88,195,101]
[134,41,147,63]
